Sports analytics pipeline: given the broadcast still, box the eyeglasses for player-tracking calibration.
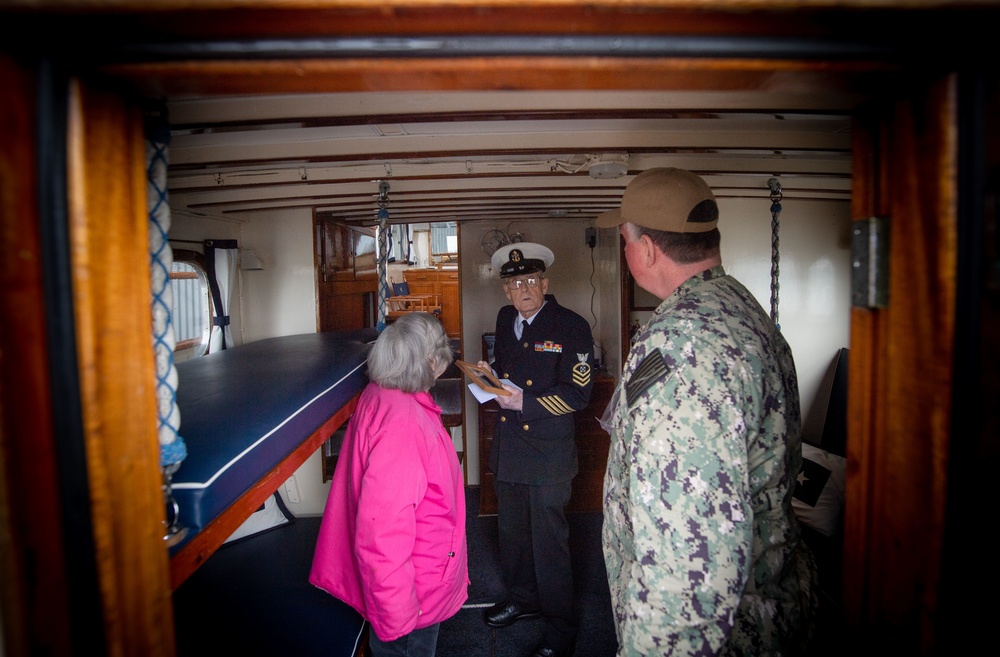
[504,276,542,290]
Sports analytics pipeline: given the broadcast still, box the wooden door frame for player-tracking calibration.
[0,52,78,657]
[1,56,176,657]
[845,75,958,652]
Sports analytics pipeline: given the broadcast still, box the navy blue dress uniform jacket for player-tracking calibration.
[489,295,595,486]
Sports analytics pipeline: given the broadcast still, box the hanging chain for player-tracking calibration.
[377,181,391,330]
[768,178,782,329]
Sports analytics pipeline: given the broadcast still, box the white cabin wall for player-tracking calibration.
[721,197,852,443]
[169,207,319,347]
[238,208,318,342]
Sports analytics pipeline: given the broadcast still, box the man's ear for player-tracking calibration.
[640,234,657,266]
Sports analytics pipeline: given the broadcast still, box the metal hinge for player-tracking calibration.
[851,216,890,308]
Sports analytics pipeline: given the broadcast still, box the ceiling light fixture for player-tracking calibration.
[588,153,629,179]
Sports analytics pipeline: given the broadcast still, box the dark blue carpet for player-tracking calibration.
[173,486,617,657]
[438,488,616,657]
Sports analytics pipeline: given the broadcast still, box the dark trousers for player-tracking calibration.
[368,623,440,657]
[495,479,576,651]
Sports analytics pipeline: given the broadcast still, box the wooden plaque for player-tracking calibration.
[456,360,512,396]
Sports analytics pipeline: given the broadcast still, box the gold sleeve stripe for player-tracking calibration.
[538,395,574,415]
[572,371,591,387]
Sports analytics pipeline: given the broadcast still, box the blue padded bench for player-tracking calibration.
[168,331,374,589]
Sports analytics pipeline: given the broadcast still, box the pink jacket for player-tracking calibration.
[309,382,469,642]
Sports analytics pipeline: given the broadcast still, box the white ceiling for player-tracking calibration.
[164,89,856,228]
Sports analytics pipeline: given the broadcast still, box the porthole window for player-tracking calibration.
[170,249,212,362]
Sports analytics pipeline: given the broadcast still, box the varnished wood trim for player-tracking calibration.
[0,53,75,657]
[845,75,956,652]
[103,56,891,99]
[68,81,176,657]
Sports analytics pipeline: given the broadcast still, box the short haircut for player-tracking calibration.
[367,312,453,393]
[626,222,721,264]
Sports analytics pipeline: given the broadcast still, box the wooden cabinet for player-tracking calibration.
[403,268,461,339]
[314,219,378,332]
[478,373,615,516]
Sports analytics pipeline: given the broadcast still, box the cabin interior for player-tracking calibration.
[1,2,998,656]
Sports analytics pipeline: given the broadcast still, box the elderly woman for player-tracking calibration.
[310,312,469,657]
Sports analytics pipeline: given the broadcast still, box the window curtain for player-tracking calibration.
[392,223,414,264]
[204,239,238,352]
[430,221,456,254]
[146,106,187,470]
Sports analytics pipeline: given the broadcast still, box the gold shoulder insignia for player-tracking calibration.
[572,352,591,387]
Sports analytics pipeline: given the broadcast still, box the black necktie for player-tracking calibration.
[520,319,527,339]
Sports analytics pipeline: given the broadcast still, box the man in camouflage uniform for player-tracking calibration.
[596,169,818,656]
[478,242,595,657]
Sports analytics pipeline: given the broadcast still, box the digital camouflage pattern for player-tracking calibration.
[602,265,818,656]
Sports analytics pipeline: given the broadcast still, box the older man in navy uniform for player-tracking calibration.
[477,242,594,657]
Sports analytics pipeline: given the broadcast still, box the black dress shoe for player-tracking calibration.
[482,600,541,628]
[529,645,574,657]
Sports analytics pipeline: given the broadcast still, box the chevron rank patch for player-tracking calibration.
[573,353,592,387]
[534,340,563,353]
[625,348,668,407]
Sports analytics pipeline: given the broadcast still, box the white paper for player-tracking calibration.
[468,379,521,404]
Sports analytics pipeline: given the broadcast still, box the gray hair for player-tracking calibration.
[367,312,453,393]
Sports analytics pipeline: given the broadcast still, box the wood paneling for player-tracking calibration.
[845,75,956,653]
[404,268,461,339]
[69,82,175,657]
[0,52,73,657]
[315,219,378,333]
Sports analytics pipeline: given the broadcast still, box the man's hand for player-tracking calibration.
[494,384,523,411]
[475,361,521,409]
